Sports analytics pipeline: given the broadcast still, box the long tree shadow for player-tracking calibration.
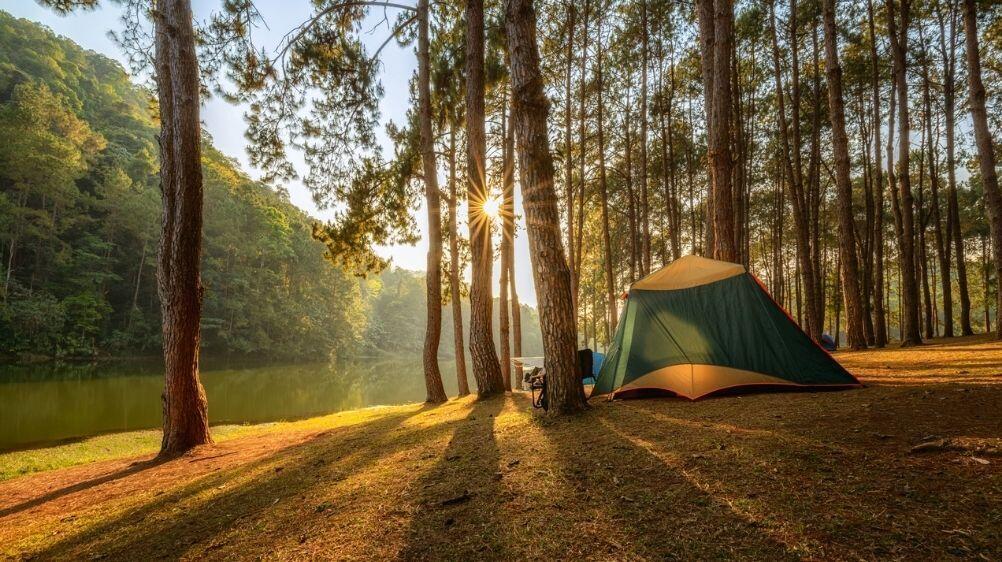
[613,399,1001,560]
[398,396,507,561]
[535,403,805,560]
[27,404,451,560]
[0,457,168,518]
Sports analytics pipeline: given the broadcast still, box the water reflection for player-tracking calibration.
[0,356,464,451]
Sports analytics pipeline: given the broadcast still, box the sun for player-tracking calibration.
[481,193,502,220]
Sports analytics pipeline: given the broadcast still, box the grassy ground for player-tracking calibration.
[0,410,402,482]
[1,424,287,482]
[1,335,1000,560]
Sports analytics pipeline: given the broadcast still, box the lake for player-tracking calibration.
[0,356,467,451]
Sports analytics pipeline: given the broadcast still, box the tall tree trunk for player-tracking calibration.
[887,0,922,346]
[868,0,888,347]
[697,0,716,256]
[822,0,866,350]
[659,42,681,261]
[656,54,671,266]
[809,22,825,335]
[710,0,737,262]
[768,0,821,340]
[773,174,785,303]
[510,257,521,360]
[154,0,211,456]
[574,0,590,311]
[886,62,906,340]
[923,53,952,338]
[856,89,876,345]
[447,126,470,396]
[732,34,747,266]
[639,0,651,275]
[466,0,505,394]
[917,139,934,339]
[834,251,842,347]
[418,0,448,403]
[564,2,577,326]
[500,92,513,392]
[625,87,638,282]
[505,98,522,362]
[962,0,1002,339]
[505,0,587,414]
[596,12,617,335]
[984,231,992,331]
[686,96,698,254]
[938,0,974,335]
[499,226,512,391]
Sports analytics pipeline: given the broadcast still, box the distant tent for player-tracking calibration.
[591,255,861,400]
[581,351,605,386]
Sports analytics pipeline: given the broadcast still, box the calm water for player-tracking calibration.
[0,356,464,451]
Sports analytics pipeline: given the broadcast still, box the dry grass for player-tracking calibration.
[0,421,325,482]
[1,336,1000,560]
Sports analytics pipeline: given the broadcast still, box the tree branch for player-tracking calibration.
[275,1,417,64]
[371,14,418,62]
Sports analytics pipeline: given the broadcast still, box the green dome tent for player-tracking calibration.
[591,255,861,400]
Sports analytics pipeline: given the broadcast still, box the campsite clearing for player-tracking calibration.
[1,336,1000,560]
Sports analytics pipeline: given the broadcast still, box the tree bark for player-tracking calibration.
[710,0,737,262]
[984,231,992,331]
[856,88,876,345]
[564,2,577,327]
[686,96,698,254]
[887,0,922,346]
[639,0,651,275]
[625,87,638,282]
[917,138,934,339]
[808,22,825,336]
[154,0,211,456]
[697,0,715,255]
[937,0,974,335]
[923,51,952,338]
[509,248,522,360]
[499,230,512,391]
[886,59,907,340]
[595,11,617,335]
[867,0,888,347]
[575,0,590,313]
[658,42,681,262]
[506,89,522,362]
[447,126,470,396]
[505,0,587,414]
[768,0,821,340]
[962,0,1002,339]
[418,0,448,403]
[499,93,513,391]
[466,0,505,394]
[821,0,866,350]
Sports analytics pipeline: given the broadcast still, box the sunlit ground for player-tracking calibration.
[0,336,999,560]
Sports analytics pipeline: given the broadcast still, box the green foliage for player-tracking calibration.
[0,10,543,361]
[204,1,419,276]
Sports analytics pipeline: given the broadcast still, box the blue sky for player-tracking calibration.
[7,0,538,304]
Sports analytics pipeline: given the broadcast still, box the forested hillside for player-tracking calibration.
[0,11,540,361]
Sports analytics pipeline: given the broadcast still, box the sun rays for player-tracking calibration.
[469,188,514,241]
[481,193,502,220]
